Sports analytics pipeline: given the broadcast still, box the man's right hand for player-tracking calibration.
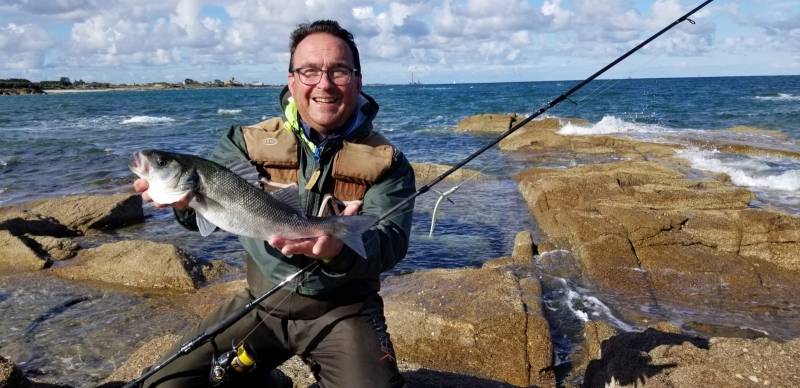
[133,178,192,209]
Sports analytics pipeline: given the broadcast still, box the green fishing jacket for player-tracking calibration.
[175,87,415,296]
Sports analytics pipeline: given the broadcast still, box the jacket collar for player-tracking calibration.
[279,86,379,148]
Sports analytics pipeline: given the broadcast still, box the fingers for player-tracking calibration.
[133,179,149,193]
[133,178,191,209]
[341,201,361,216]
[267,235,342,260]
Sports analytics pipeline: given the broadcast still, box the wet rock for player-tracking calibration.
[583,331,800,388]
[496,117,677,160]
[0,230,50,275]
[686,139,800,159]
[52,240,201,291]
[27,193,143,233]
[482,231,537,270]
[455,113,515,133]
[22,235,80,261]
[102,334,183,384]
[515,160,800,318]
[382,265,555,387]
[727,125,791,140]
[0,355,30,387]
[411,162,489,186]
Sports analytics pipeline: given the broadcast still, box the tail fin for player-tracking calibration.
[333,215,377,259]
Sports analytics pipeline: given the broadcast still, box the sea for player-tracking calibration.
[1,75,799,386]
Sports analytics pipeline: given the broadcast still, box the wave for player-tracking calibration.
[754,93,800,102]
[120,116,175,125]
[676,147,800,191]
[217,108,242,115]
[558,115,660,136]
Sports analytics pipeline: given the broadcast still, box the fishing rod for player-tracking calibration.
[126,1,714,385]
[377,0,715,224]
[124,263,314,387]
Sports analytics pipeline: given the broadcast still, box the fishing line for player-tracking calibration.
[574,52,663,105]
[127,1,715,385]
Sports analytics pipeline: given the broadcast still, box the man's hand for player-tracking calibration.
[268,202,361,261]
[133,178,192,209]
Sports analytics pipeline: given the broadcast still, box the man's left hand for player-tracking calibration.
[268,202,361,261]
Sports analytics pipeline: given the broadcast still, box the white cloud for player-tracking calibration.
[0,0,796,83]
[0,23,53,69]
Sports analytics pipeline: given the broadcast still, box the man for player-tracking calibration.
[133,20,414,387]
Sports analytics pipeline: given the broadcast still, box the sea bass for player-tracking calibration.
[130,149,376,258]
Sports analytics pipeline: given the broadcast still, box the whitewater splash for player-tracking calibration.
[560,280,637,332]
[217,109,242,115]
[676,147,800,191]
[121,116,175,125]
[754,93,800,102]
[558,115,663,136]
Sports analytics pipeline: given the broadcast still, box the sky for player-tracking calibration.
[0,0,798,85]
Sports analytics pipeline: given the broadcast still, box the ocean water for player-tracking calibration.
[1,75,800,386]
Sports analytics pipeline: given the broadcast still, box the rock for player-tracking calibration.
[382,265,554,387]
[512,230,536,261]
[52,240,201,291]
[583,332,800,387]
[582,321,619,366]
[22,235,80,261]
[102,334,183,384]
[28,193,143,233]
[411,162,489,186]
[515,160,800,316]
[0,210,76,237]
[455,113,515,133]
[0,355,30,387]
[181,279,247,318]
[726,125,790,140]
[0,230,50,275]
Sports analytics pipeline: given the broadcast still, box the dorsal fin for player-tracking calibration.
[271,185,303,213]
[225,158,261,187]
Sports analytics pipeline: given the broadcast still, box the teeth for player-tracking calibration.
[313,97,336,103]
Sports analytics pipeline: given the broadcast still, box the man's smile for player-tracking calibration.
[312,96,339,104]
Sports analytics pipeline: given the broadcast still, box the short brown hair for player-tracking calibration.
[288,20,361,74]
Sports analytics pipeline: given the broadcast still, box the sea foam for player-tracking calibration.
[120,116,175,125]
[754,93,800,102]
[558,115,657,135]
[676,147,800,191]
[217,108,242,115]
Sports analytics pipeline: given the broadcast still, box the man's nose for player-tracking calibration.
[316,70,335,88]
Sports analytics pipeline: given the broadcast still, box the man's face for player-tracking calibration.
[288,32,362,136]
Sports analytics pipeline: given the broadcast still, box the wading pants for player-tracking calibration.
[141,284,405,388]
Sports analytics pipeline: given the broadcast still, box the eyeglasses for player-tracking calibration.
[291,66,358,86]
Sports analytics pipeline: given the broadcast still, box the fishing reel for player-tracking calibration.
[209,341,258,386]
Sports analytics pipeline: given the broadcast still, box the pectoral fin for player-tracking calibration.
[196,212,217,236]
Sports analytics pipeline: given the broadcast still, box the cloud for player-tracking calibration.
[0,23,53,69]
[0,0,794,82]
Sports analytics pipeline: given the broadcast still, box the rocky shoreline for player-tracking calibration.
[1,120,800,387]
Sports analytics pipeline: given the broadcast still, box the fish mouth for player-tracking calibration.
[129,151,149,177]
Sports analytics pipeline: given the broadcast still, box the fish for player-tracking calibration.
[130,149,376,258]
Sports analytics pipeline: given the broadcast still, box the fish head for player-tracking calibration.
[130,149,198,204]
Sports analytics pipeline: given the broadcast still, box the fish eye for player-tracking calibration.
[156,157,167,167]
